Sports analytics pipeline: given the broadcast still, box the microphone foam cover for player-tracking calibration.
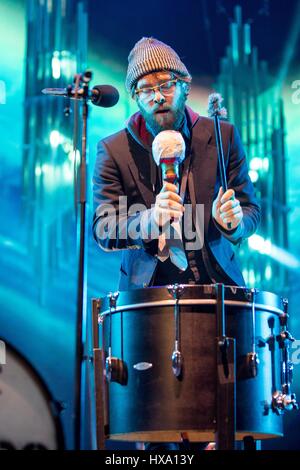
[152,130,185,166]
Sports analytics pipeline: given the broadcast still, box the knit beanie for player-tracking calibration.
[125,37,191,93]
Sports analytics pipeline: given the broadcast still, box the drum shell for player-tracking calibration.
[100,286,284,442]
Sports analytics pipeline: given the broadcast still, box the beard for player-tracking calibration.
[137,93,187,136]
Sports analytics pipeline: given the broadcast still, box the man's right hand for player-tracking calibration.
[153,182,185,228]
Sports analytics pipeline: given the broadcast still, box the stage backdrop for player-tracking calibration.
[0,0,300,449]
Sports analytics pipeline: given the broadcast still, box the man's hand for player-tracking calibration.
[212,187,243,231]
[153,182,184,227]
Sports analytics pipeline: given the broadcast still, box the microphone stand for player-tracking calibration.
[73,72,90,450]
[42,72,119,449]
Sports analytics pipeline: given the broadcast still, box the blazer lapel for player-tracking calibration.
[190,118,218,231]
[191,119,218,200]
[128,159,156,208]
[126,133,156,208]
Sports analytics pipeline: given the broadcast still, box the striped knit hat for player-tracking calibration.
[125,37,191,93]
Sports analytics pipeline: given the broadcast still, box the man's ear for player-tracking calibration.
[130,86,137,100]
[182,81,191,98]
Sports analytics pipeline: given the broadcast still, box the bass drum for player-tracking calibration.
[0,341,64,450]
[99,285,286,443]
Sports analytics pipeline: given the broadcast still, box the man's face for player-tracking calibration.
[134,71,188,136]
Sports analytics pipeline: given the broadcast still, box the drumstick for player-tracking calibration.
[207,93,232,230]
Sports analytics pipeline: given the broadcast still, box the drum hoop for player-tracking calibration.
[99,299,284,316]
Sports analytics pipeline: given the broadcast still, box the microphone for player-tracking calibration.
[152,130,185,184]
[90,85,119,107]
[41,84,119,108]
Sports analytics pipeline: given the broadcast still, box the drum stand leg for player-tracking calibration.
[242,436,261,451]
[180,432,191,450]
[93,347,107,450]
[92,298,108,450]
[215,284,236,450]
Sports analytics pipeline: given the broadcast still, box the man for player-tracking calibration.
[92,37,260,290]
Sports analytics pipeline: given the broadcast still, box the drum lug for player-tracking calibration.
[168,284,185,378]
[247,288,259,376]
[240,288,260,380]
[172,348,183,378]
[276,330,295,345]
[105,291,128,385]
[105,355,128,385]
[167,283,185,299]
[246,352,259,378]
[272,391,299,414]
[108,291,119,308]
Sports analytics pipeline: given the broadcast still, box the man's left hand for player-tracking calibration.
[212,187,243,231]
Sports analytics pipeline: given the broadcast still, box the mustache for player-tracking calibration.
[154,107,171,113]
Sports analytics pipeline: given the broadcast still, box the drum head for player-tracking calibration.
[0,340,64,450]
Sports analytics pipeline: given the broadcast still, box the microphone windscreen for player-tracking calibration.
[152,130,185,166]
[207,92,227,118]
[92,85,119,108]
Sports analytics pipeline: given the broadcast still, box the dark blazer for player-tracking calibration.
[93,109,260,290]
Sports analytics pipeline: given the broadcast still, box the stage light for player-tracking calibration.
[49,130,63,148]
[265,264,272,281]
[244,23,251,55]
[249,157,269,174]
[248,234,271,255]
[263,157,269,171]
[250,157,263,171]
[62,141,73,154]
[47,0,53,13]
[248,234,300,270]
[68,149,80,162]
[249,170,259,183]
[242,269,248,283]
[60,51,75,79]
[51,52,61,79]
[35,166,42,177]
[62,161,73,182]
[51,50,76,80]
[249,269,256,286]
[41,163,53,175]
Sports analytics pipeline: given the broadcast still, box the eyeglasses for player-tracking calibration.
[135,79,178,101]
